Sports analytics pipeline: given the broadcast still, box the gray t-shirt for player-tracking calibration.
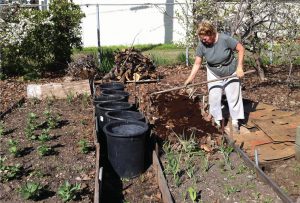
[196,33,238,77]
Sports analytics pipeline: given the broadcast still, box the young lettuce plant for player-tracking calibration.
[57,181,81,202]
[25,112,38,140]
[43,109,59,129]
[8,139,21,157]
[37,145,52,156]
[38,128,51,143]
[0,121,5,137]
[0,160,22,182]
[19,182,43,200]
[78,139,90,154]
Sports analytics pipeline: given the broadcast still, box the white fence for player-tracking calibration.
[73,0,187,47]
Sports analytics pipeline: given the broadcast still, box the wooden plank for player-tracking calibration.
[152,150,174,203]
[27,80,90,99]
[93,110,101,203]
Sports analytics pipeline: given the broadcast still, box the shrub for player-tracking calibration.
[0,0,85,77]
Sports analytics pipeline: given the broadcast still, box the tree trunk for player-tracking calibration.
[252,52,266,81]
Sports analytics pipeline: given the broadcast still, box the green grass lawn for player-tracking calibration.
[73,42,300,73]
[73,44,193,72]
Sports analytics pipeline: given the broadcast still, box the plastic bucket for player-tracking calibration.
[99,82,124,91]
[105,110,145,124]
[103,120,149,178]
[101,90,130,102]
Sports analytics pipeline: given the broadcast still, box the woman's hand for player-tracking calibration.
[184,80,191,87]
[236,67,244,78]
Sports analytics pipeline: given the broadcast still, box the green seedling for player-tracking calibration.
[8,139,21,157]
[163,141,172,155]
[187,186,197,203]
[38,129,51,143]
[0,121,5,137]
[19,182,43,200]
[224,185,240,196]
[237,164,248,174]
[81,92,90,107]
[57,181,81,202]
[78,139,89,154]
[202,154,210,172]
[0,156,6,170]
[80,119,88,126]
[174,130,199,154]
[66,91,75,104]
[219,140,234,170]
[252,191,261,200]
[0,163,21,182]
[37,145,51,156]
[186,157,195,179]
[29,169,46,178]
[262,197,274,203]
[166,152,182,187]
[25,112,38,140]
[24,125,36,140]
[46,96,54,107]
[43,109,59,129]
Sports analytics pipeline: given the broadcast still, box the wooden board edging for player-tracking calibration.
[152,150,174,203]
[224,133,294,203]
[93,110,101,203]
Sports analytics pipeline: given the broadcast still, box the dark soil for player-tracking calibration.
[1,64,300,202]
[125,64,300,202]
[162,150,281,202]
[0,96,95,202]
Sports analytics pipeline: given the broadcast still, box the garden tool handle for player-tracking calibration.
[150,69,256,95]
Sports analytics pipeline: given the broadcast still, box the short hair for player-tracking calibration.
[197,21,217,37]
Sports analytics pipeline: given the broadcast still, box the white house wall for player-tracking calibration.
[73,0,186,47]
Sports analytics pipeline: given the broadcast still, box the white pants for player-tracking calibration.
[207,68,244,121]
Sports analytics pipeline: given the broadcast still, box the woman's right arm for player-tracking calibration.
[184,56,202,86]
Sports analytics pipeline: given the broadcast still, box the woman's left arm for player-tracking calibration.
[235,42,245,78]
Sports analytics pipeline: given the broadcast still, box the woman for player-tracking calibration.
[184,21,245,133]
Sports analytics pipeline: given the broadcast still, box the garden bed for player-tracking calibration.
[1,64,300,202]
[0,95,95,202]
[125,64,300,202]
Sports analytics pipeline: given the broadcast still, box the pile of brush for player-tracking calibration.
[102,48,157,82]
[67,54,97,80]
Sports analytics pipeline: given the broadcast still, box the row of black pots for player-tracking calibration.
[93,82,149,178]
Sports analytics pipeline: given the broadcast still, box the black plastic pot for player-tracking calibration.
[103,120,149,178]
[105,110,145,124]
[95,101,133,148]
[93,95,125,106]
[96,101,134,129]
[99,82,124,91]
[101,90,130,102]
